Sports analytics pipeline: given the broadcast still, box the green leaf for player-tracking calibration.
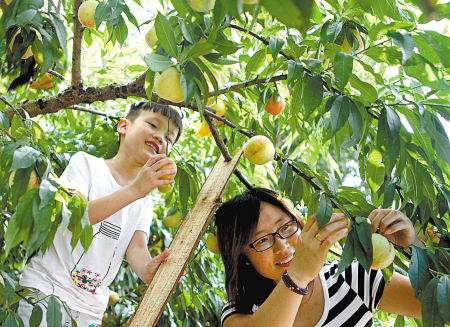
[145,70,155,102]
[115,16,128,45]
[180,72,197,105]
[260,0,316,36]
[30,303,43,327]
[404,54,450,92]
[94,1,111,27]
[418,30,450,68]
[245,49,266,79]
[290,176,304,206]
[0,111,10,130]
[333,51,353,92]
[410,246,430,298]
[288,60,303,82]
[394,315,405,327]
[366,148,385,207]
[316,194,333,230]
[360,0,409,21]
[179,42,214,63]
[46,296,62,327]
[368,21,416,41]
[179,168,190,213]
[388,31,415,65]
[330,95,350,135]
[321,21,343,43]
[4,197,34,254]
[437,275,450,323]
[356,220,373,271]
[278,160,289,190]
[213,35,240,55]
[425,116,450,165]
[349,74,377,103]
[155,13,178,58]
[49,13,68,57]
[201,53,238,65]
[337,228,356,274]
[269,35,284,58]
[422,277,446,327]
[302,74,323,115]
[144,53,174,72]
[11,146,40,170]
[377,105,401,173]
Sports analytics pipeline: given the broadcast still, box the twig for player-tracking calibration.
[48,69,65,80]
[2,128,17,142]
[229,24,294,61]
[72,0,84,88]
[233,168,254,190]
[68,105,120,120]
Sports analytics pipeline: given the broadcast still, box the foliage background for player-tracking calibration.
[1,0,450,326]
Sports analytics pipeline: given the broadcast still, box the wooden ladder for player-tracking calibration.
[128,148,244,326]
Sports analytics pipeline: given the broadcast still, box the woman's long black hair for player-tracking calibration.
[215,188,303,314]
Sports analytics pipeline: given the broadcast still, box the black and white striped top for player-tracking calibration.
[221,260,386,326]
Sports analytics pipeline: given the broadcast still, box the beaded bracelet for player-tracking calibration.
[281,270,309,295]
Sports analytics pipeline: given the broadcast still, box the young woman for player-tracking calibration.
[215,188,422,327]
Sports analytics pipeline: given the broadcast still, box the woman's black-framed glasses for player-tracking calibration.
[248,219,300,252]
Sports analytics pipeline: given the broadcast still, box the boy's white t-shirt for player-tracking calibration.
[20,152,153,318]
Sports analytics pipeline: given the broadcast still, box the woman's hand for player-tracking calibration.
[288,212,349,286]
[368,209,416,247]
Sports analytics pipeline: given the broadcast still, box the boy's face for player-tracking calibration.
[118,110,179,165]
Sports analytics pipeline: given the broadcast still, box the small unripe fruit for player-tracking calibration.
[205,233,220,254]
[244,0,259,3]
[371,233,395,270]
[157,162,177,194]
[244,135,275,165]
[158,185,173,193]
[108,291,120,306]
[163,211,182,228]
[155,67,185,103]
[78,0,99,28]
[186,0,215,12]
[211,98,226,116]
[145,23,158,49]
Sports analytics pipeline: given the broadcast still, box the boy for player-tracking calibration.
[18,102,183,326]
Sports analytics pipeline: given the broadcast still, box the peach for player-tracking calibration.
[244,135,275,165]
[371,233,395,270]
[155,67,185,103]
[78,0,99,28]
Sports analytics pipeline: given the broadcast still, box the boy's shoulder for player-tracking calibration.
[70,151,103,163]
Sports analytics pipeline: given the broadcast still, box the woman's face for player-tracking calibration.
[244,202,300,283]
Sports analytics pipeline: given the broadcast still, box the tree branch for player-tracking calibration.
[72,0,84,88]
[68,105,120,119]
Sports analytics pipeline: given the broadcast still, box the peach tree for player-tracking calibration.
[1,0,450,326]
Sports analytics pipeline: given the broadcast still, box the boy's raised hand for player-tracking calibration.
[131,154,177,198]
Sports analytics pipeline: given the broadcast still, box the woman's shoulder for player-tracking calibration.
[221,301,258,326]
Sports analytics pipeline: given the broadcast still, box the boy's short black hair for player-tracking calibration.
[125,102,183,143]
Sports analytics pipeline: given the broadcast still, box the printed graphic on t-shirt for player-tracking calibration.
[71,221,121,295]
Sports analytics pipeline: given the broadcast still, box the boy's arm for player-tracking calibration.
[87,155,176,225]
[126,230,170,284]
